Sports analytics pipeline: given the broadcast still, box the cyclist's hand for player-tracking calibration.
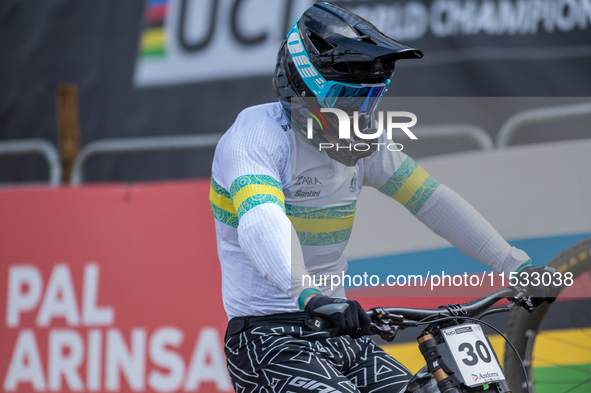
[520,265,561,307]
[304,295,371,339]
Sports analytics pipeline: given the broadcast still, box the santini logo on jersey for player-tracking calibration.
[295,190,321,197]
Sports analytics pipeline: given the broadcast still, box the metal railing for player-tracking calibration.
[71,133,222,185]
[412,125,494,150]
[0,139,62,186]
[6,101,590,186]
[70,126,492,185]
[496,101,591,148]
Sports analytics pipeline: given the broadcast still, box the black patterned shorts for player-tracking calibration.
[224,312,412,393]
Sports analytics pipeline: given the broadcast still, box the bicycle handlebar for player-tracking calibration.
[366,286,522,323]
[307,285,530,338]
[365,286,527,342]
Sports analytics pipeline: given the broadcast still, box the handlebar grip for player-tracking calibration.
[308,316,335,332]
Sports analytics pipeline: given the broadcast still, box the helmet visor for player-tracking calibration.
[317,81,389,115]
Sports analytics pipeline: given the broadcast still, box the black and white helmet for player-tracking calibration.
[274,2,422,166]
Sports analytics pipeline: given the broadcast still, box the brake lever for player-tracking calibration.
[370,322,399,342]
[519,297,535,313]
[508,285,535,313]
[371,308,419,327]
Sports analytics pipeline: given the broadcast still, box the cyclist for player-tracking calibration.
[210,3,556,392]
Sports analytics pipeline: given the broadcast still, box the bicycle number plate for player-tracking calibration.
[441,324,505,387]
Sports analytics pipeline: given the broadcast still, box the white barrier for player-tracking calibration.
[346,139,591,260]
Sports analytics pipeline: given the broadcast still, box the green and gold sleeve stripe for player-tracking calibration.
[286,202,356,246]
[378,157,440,215]
[288,215,355,233]
[209,177,239,228]
[230,175,285,219]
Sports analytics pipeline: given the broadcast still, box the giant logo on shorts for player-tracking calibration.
[288,376,343,393]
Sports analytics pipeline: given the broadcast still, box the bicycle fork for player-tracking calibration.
[417,328,513,393]
[418,332,462,393]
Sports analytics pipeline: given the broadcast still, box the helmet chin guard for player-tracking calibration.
[274,2,422,166]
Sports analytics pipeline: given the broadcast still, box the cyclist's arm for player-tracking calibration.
[364,148,529,274]
[414,184,530,274]
[238,204,321,308]
[222,122,321,308]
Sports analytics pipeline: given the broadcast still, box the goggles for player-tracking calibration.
[316,79,390,115]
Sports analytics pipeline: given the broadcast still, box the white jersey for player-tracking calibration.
[210,102,529,319]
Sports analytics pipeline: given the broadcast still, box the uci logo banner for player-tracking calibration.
[134,0,315,87]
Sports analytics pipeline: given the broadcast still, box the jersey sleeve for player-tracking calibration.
[222,121,289,219]
[414,185,531,274]
[363,134,440,216]
[212,121,321,307]
[362,135,529,274]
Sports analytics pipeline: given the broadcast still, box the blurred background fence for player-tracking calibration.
[1,1,591,392]
[1,0,590,185]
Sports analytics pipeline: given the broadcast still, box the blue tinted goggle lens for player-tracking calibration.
[319,83,387,115]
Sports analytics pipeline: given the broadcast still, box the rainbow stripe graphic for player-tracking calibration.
[383,327,591,392]
[306,108,328,130]
[139,0,168,58]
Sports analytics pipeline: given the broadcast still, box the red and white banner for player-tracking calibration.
[0,181,231,393]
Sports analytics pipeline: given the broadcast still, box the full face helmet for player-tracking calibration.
[274,2,422,166]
